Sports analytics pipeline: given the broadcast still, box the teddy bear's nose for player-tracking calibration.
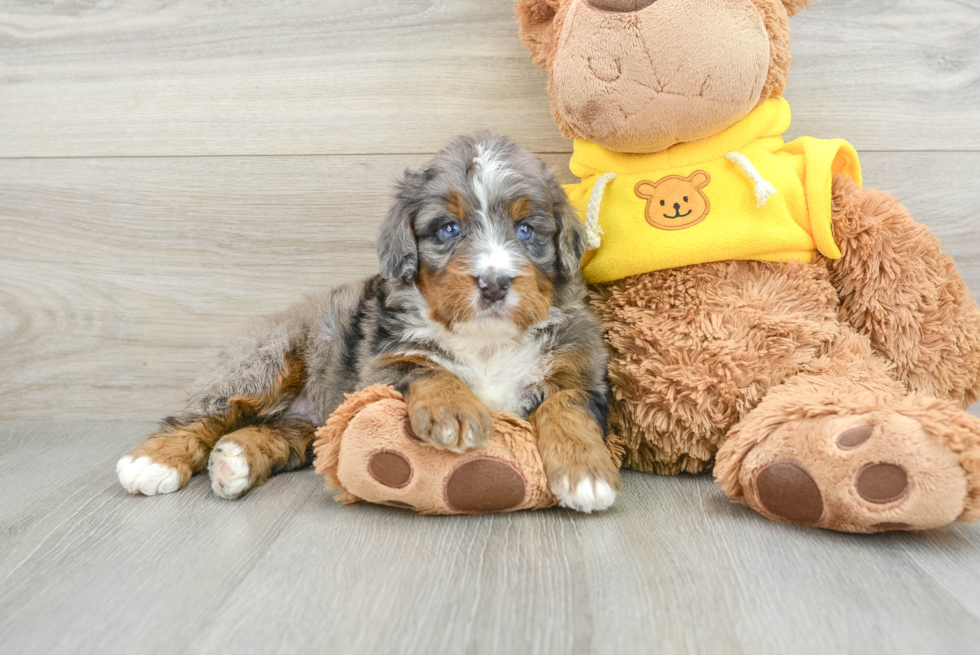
[588,0,657,12]
[673,202,681,211]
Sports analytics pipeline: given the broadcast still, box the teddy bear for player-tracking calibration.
[313,385,560,514]
[515,0,980,532]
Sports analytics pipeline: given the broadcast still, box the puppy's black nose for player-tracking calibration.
[478,275,511,304]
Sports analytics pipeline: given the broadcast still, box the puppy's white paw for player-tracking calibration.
[117,455,182,496]
[208,441,251,500]
[552,475,617,514]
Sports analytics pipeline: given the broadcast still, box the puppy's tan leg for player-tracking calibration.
[378,354,493,453]
[530,390,622,513]
[116,416,228,496]
[117,355,307,496]
[208,419,317,499]
[405,371,494,453]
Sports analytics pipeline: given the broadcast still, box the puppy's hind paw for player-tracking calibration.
[117,455,183,496]
[208,441,252,500]
[552,474,617,513]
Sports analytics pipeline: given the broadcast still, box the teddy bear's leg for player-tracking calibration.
[320,394,557,515]
[826,174,980,407]
[715,330,980,533]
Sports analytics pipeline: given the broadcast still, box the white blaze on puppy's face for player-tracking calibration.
[466,144,531,323]
[475,243,517,279]
[414,136,556,336]
[472,143,518,218]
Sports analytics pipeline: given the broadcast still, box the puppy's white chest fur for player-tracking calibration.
[439,319,546,415]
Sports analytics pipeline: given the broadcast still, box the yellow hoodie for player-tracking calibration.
[564,98,862,285]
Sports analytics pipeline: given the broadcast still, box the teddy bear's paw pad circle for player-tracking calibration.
[368,450,413,489]
[855,462,909,504]
[445,457,526,513]
[754,459,824,524]
[836,425,874,450]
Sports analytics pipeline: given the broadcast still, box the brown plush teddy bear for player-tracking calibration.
[314,385,560,515]
[516,0,980,532]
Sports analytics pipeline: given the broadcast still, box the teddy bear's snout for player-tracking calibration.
[588,0,657,12]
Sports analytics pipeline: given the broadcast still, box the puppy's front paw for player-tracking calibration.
[407,375,493,453]
[551,471,619,513]
[208,440,252,499]
[117,455,183,496]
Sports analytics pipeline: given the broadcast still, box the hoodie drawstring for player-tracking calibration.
[726,151,777,207]
[584,172,617,250]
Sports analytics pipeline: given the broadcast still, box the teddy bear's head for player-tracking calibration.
[516,0,812,153]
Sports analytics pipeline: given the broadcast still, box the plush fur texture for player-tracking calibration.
[313,384,563,514]
[516,0,795,153]
[518,0,980,532]
[117,134,619,512]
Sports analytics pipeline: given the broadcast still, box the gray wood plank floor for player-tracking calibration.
[1,422,979,655]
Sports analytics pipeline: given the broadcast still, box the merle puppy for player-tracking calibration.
[116,134,620,512]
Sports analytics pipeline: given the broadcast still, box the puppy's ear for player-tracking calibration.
[377,168,428,281]
[515,0,561,69]
[550,174,586,280]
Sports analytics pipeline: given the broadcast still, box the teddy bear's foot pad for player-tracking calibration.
[318,394,556,515]
[754,460,824,524]
[367,451,528,513]
[444,458,527,512]
[738,414,969,533]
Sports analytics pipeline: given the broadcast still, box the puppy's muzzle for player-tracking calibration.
[477,274,512,304]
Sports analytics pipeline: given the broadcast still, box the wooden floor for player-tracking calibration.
[2,422,980,655]
[3,1,980,653]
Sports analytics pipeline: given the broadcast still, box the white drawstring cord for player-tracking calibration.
[584,172,617,250]
[726,151,777,207]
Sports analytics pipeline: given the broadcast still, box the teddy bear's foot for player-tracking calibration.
[314,387,557,515]
[716,393,980,533]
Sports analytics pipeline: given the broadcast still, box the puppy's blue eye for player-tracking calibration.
[517,224,534,241]
[440,222,461,239]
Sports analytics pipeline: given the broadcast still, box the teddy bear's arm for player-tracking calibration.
[826,174,980,407]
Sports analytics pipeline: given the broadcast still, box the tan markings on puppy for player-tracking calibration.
[511,263,554,330]
[406,370,493,452]
[531,389,622,495]
[446,190,469,221]
[543,349,590,395]
[417,258,478,329]
[509,195,533,222]
[215,419,317,491]
[124,426,216,489]
[246,353,308,417]
[120,352,308,492]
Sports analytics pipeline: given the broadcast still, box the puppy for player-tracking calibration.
[116,133,620,512]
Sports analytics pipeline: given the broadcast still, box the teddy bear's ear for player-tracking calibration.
[781,0,814,17]
[515,0,561,69]
[634,181,656,199]
[689,171,710,188]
